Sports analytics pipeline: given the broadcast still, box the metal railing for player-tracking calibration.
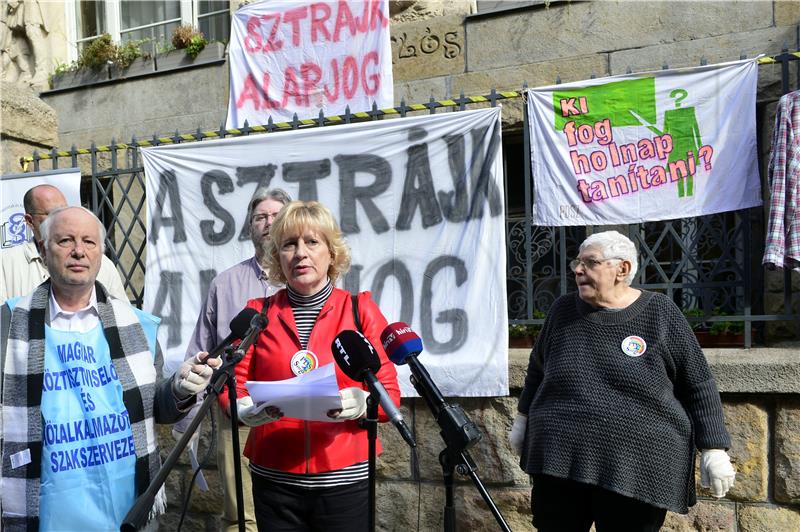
[21,54,800,348]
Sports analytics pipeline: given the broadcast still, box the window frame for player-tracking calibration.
[65,0,224,61]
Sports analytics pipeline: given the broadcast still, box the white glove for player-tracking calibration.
[700,449,736,498]
[172,352,215,399]
[330,387,370,420]
[509,413,527,455]
[236,396,281,427]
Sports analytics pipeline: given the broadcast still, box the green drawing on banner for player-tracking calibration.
[553,79,703,199]
[552,77,657,130]
[631,88,702,198]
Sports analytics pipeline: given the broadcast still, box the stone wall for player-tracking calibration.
[158,347,800,531]
[0,81,57,174]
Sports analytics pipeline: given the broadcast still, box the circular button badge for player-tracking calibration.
[290,350,319,376]
[621,335,647,357]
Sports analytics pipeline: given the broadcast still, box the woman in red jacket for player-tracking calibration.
[226,200,400,531]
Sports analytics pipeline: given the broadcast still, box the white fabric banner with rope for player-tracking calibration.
[142,107,507,397]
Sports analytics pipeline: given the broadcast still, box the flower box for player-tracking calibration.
[509,335,538,349]
[694,331,749,348]
[109,56,154,80]
[50,66,109,90]
[155,41,226,72]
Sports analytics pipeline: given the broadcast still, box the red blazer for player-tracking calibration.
[223,288,401,474]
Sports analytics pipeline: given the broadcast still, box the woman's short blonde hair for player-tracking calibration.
[263,201,351,285]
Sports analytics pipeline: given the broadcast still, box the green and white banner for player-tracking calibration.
[527,59,761,226]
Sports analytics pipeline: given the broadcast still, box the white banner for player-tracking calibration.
[527,59,761,226]
[0,168,81,249]
[226,0,393,128]
[142,108,507,397]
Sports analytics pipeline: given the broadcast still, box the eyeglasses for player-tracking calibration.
[251,213,279,224]
[569,257,623,272]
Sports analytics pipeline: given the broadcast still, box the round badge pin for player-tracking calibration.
[621,335,647,357]
[290,350,319,376]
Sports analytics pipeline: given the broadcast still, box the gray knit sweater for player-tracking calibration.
[517,291,730,513]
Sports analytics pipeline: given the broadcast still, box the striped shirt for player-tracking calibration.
[287,280,333,348]
[250,279,368,488]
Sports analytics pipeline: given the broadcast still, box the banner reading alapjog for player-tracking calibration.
[142,108,507,397]
[226,0,393,128]
[527,59,761,226]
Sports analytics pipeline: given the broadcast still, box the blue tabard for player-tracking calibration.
[35,306,160,531]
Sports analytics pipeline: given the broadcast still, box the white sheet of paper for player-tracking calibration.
[245,363,343,422]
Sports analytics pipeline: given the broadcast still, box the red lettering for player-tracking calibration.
[281,67,302,109]
[244,16,262,53]
[360,51,380,95]
[369,0,389,30]
[333,0,357,42]
[355,0,369,33]
[301,63,322,106]
[282,6,308,47]
[236,73,262,110]
[310,3,332,43]
[342,55,358,99]
[262,72,280,109]
[324,58,341,102]
[261,13,284,53]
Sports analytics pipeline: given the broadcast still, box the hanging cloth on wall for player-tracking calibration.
[763,90,800,271]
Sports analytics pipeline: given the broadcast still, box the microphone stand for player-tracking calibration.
[407,359,511,532]
[122,318,265,532]
[359,395,379,532]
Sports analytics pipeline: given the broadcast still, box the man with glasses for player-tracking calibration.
[0,184,127,302]
[182,187,291,532]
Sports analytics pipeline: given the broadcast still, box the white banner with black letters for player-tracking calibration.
[142,107,507,397]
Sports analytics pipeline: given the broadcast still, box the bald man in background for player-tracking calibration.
[0,184,127,301]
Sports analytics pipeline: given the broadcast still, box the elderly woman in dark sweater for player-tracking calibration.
[509,230,735,531]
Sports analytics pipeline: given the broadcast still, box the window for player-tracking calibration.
[120,1,182,43]
[67,0,230,60]
[198,0,230,44]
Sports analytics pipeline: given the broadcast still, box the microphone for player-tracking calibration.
[233,310,268,358]
[331,330,416,447]
[204,307,260,362]
[381,322,481,452]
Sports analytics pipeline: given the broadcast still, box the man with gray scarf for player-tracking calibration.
[1,206,219,530]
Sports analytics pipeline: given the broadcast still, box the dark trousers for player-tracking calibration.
[251,475,369,532]
[531,474,667,532]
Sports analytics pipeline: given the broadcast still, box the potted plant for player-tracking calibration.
[509,311,545,348]
[50,34,152,90]
[156,25,225,72]
[685,307,748,348]
[50,33,115,89]
[109,39,154,79]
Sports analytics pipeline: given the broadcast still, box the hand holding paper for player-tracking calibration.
[245,363,343,422]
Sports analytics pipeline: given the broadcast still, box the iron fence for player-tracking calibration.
[22,54,800,348]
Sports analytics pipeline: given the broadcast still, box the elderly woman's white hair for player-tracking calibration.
[39,206,106,253]
[579,230,638,285]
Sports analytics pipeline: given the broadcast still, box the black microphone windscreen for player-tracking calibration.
[331,330,381,381]
[230,307,259,339]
